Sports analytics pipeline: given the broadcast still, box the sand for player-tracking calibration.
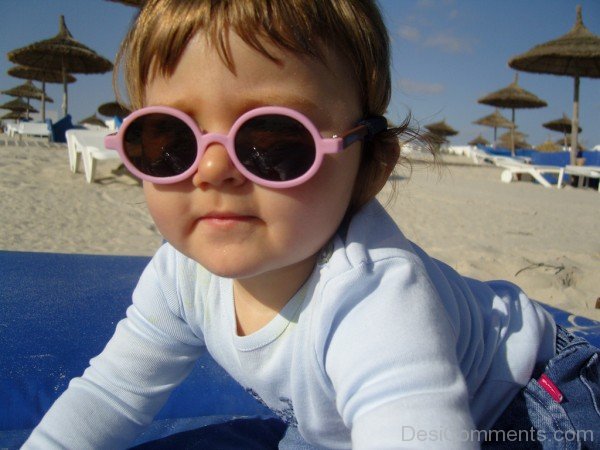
[1,138,598,320]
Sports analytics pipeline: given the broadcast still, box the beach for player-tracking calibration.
[1,139,598,320]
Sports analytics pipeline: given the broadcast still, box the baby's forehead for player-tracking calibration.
[122,0,389,114]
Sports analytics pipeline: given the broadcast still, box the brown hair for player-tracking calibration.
[116,0,414,215]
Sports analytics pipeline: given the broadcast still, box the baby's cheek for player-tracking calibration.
[143,184,182,238]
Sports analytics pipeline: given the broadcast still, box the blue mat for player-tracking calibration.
[1,250,599,448]
[0,251,281,449]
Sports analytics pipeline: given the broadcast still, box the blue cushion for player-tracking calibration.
[530,151,570,167]
[581,150,600,166]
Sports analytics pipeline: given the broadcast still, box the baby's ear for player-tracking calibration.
[372,139,400,194]
[349,138,401,216]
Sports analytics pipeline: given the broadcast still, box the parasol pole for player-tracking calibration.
[510,108,516,157]
[61,57,68,117]
[570,76,580,165]
[41,80,46,122]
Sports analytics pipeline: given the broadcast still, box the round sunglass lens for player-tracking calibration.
[123,113,196,178]
[234,115,315,182]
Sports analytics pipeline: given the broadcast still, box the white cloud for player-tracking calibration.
[398,25,421,42]
[424,32,473,53]
[398,78,445,95]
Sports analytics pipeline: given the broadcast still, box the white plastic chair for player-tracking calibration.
[65,129,81,173]
[558,165,600,192]
[496,158,564,188]
[66,129,119,183]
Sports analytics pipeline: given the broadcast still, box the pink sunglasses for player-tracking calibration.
[104,106,387,188]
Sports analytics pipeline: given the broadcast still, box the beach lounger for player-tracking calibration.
[470,147,530,166]
[64,129,81,173]
[67,129,120,183]
[497,159,564,188]
[497,151,571,189]
[558,165,600,192]
[10,122,52,141]
[5,123,20,137]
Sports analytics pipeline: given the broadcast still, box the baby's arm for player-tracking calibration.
[23,246,204,449]
[322,258,478,449]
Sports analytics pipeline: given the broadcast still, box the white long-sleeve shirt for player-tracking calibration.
[24,200,556,449]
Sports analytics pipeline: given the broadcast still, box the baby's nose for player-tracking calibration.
[192,141,246,188]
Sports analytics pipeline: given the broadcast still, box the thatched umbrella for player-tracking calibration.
[536,139,562,153]
[1,80,53,103]
[0,97,39,115]
[423,121,458,152]
[98,101,131,119]
[478,73,546,156]
[509,6,600,164]
[8,15,113,117]
[1,110,27,121]
[498,130,530,150]
[468,134,490,147]
[543,113,582,150]
[7,65,76,121]
[1,80,53,120]
[425,120,458,139]
[473,109,515,146]
[79,113,108,128]
[421,131,446,147]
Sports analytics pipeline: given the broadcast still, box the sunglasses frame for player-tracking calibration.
[104,105,386,188]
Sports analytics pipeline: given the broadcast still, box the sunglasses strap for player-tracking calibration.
[359,116,388,141]
[342,115,388,148]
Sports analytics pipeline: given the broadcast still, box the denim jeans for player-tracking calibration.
[484,325,600,450]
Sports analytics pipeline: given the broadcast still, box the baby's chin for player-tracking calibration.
[179,247,275,280]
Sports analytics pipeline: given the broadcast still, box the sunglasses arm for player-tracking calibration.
[338,115,387,149]
[104,133,119,151]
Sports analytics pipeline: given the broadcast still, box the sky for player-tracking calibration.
[0,0,599,148]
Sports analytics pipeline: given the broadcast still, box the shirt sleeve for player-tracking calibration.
[320,256,479,449]
[22,245,205,450]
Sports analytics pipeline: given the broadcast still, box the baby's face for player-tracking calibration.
[142,32,362,289]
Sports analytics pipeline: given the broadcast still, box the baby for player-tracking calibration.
[24,0,600,448]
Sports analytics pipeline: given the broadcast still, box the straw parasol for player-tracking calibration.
[1,110,27,121]
[79,113,108,128]
[478,73,546,156]
[425,120,458,138]
[7,65,76,121]
[536,139,562,153]
[8,65,76,84]
[543,113,582,150]
[468,134,490,147]
[1,80,53,103]
[1,80,53,120]
[473,109,515,146]
[7,15,113,117]
[98,101,131,118]
[509,5,600,164]
[0,97,39,115]
[421,131,446,146]
[498,130,530,150]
